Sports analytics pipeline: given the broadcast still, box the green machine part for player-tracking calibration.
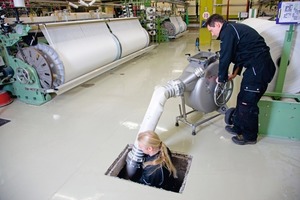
[0,23,51,105]
[155,17,169,43]
[258,24,300,140]
[185,5,189,25]
[259,94,300,140]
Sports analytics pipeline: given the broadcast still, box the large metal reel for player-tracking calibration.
[16,47,53,89]
[35,43,65,87]
[214,80,234,106]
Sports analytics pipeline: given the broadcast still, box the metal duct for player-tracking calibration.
[126,81,185,177]
[126,51,219,178]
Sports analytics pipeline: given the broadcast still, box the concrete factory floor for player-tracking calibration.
[1,30,300,200]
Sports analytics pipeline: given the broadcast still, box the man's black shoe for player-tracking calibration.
[225,125,239,135]
[232,135,257,145]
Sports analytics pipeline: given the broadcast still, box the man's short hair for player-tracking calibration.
[206,14,225,27]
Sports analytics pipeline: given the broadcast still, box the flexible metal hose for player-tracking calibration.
[126,64,206,178]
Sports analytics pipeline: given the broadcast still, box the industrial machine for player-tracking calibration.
[0,8,52,105]
[126,50,233,179]
[0,3,153,105]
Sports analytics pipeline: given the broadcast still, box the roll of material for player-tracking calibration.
[146,22,155,30]
[281,98,298,103]
[148,30,156,36]
[164,16,187,37]
[162,21,176,37]
[40,18,149,84]
[146,15,156,21]
[242,18,300,94]
[107,18,149,58]
[146,7,155,15]
[175,16,187,32]
[40,20,121,83]
[169,16,181,35]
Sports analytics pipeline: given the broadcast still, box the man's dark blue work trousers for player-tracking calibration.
[232,53,276,141]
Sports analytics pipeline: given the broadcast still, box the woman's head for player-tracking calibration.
[137,130,177,178]
[137,130,161,156]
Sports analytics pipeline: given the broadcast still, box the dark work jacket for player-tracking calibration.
[217,21,270,83]
[138,148,174,189]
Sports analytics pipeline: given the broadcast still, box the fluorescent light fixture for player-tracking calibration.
[68,1,78,9]
[88,0,96,6]
[13,0,25,7]
[78,0,89,7]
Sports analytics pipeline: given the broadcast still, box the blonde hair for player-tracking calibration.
[137,130,177,178]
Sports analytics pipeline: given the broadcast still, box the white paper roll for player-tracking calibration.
[242,18,300,94]
[13,0,25,7]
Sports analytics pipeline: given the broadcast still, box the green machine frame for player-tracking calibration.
[0,23,51,105]
[258,24,300,140]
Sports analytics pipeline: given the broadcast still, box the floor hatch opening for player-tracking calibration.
[105,144,192,193]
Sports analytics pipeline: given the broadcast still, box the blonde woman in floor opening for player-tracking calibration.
[136,130,178,190]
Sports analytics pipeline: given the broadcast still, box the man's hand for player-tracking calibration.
[228,73,237,81]
[228,66,240,81]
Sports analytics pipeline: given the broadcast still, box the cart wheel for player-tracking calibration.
[224,107,235,125]
[175,122,179,126]
[192,131,196,135]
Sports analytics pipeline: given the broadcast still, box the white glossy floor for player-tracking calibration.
[1,30,300,200]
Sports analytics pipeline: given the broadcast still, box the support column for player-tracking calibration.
[199,0,213,45]
[215,0,222,15]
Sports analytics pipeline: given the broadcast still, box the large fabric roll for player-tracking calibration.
[163,16,187,37]
[169,16,181,35]
[242,18,300,94]
[107,18,150,57]
[40,18,149,84]
[174,16,187,33]
[40,20,121,83]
